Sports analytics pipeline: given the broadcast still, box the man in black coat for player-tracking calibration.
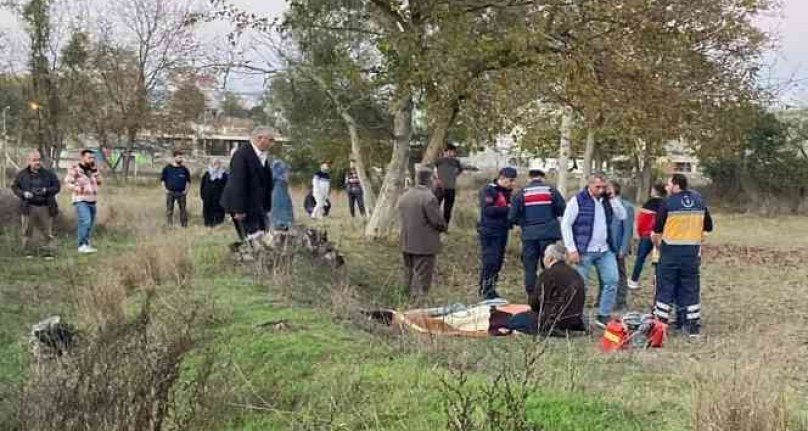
[11,150,61,253]
[220,127,275,240]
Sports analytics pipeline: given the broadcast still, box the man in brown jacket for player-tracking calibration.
[398,168,449,297]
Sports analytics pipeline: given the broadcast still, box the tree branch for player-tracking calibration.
[368,0,411,33]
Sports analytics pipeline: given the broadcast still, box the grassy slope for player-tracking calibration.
[189,232,648,430]
[3,185,807,430]
[1,220,645,430]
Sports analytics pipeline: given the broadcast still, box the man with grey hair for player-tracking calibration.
[220,127,275,240]
[561,172,627,328]
[397,168,448,298]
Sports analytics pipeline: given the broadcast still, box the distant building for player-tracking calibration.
[458,135,703,179]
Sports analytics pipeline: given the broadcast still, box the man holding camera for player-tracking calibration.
[561,172,627,328]
[12,150,61,255]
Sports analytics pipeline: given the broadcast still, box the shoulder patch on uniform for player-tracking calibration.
[485,195,494,203]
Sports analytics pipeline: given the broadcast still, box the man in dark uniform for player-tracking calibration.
[508,163,566,297]
[220,127,275,240]
[652,174,713,337]
[478,167,518,300]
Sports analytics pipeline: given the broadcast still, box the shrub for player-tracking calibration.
[20,294,203,431]
[700,109,808,213]
[692,360,807,431]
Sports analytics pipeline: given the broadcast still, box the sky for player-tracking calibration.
[2,0,808,106]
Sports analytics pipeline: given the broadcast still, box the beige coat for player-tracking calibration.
[397,185,448,255]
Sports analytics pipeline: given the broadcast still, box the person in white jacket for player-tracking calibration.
[311,162,331,219]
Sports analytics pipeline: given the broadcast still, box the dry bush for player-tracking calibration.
[441,341,544,431]
[69,235,194,331]
[20,293,205,431]
[74,271,128,329]
[118,237,195,293]
[20,218,208,431]
[692,359,807,431]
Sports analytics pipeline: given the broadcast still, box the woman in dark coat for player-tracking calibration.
[200,159,228,226]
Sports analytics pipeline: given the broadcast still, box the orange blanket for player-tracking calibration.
[385,304,531,337]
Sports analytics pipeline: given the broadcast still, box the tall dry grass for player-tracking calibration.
[692,363,799,431]
[19,185,214,431]
[690,340,808,431]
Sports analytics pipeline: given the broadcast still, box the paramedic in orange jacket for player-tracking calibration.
[652,174,713,337]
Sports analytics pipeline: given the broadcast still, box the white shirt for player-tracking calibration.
[312,173,331,201]
[561,193,627,253]
[251,142,267,167]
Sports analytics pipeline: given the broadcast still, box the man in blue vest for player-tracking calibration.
[652,174,713,337]
[478,167,518,300]
[508,162,566,297]
[560,172,627,327]
[596,181,635,311]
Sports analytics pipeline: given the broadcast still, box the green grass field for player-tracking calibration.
[1,184,807,430]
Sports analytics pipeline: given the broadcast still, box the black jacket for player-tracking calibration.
[200,171,228,204]
[529,261,586,332]
[219,144,273,215]
[11,167,61,215]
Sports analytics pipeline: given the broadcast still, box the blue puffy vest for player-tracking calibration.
[572,189,615,253]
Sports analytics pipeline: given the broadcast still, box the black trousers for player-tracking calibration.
[202,200,226,227]
[522,239,557,296]
[232,212,267,241]
[166,192,188,227]
[479,233,508,299]
[348,192,366,217]
[436,188,456,224]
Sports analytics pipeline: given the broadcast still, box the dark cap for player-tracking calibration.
[499,167,518,179]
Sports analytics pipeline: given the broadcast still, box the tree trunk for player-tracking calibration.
[342,111,376,214]
[580,127,596,189]
[636,149,654,203]
[364,95,412,238]
[304,71,377,214]
[557,106,573,197]
[420,94,461,166]
[123,129,138,181]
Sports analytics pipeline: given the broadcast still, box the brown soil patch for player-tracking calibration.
[702,243,808,268]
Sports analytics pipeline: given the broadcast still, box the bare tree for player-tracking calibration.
[91,0,202,179]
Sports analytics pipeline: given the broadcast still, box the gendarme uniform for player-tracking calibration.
[477,167,517,300]
[652,189,713,334]
[507,175,566,296]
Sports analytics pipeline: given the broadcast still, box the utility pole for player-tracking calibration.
[1,106,9,188]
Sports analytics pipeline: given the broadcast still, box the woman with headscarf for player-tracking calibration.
[200,159,228,227]
[270,158,294,230]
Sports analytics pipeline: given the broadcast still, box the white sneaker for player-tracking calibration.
[627,280,640,290]
[78,245,97,254]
